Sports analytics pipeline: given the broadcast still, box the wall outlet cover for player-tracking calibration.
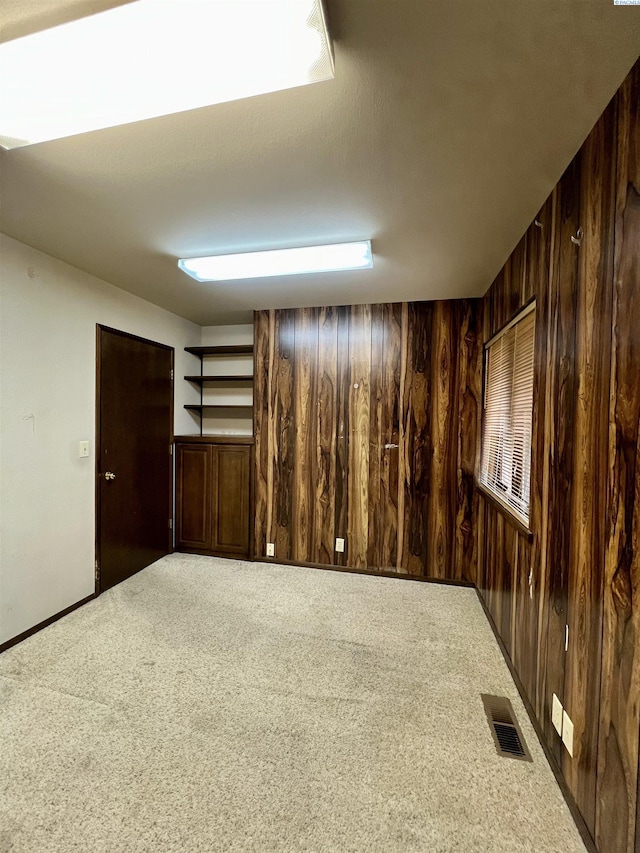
[552,693,563,736]
[266,543,275,557]
[562,711,574,757]
[335,538,345,553]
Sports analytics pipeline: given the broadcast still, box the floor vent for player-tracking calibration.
[481,694,532,762]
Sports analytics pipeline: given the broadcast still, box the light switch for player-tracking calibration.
[552,693,563,736]
[562,711,574,757]
[79,440,90,458]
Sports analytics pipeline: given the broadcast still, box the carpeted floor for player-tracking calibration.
[1,554,586,853]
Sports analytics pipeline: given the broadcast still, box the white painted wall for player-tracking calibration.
[0,234,201,645]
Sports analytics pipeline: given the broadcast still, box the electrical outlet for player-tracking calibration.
[335,538,345,553]
[79,440,90,458]
[562,711,574,757]
[552,693,563,736]
[266,543,275,557]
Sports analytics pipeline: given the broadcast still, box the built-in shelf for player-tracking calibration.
[185,342,254,436]
[175,434,254,445]
[184,375,254,384]
[185,404,253,412]
[185,344,254,356]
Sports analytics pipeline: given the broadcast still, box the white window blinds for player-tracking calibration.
[480,304,535,525]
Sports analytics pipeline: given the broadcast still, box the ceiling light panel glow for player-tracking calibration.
[178,242,373,282]
[0,0,333,149]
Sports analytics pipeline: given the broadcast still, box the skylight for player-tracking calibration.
[0,0,333,149]
[178,241,374,281]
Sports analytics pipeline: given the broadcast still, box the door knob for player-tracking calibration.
[104,471,116,480]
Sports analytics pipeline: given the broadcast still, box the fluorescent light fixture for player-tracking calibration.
[0,0,333,149]
[178,241,373,282]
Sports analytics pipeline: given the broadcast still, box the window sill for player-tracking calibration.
[476,482,534,541]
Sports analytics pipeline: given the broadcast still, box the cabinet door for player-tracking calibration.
[211,445,250,556]
[175,444,212,549]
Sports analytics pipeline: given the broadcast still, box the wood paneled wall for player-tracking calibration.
[477,59,639,853]
[254,300,482,580]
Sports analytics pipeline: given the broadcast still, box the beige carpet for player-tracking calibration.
[0,554,586,853]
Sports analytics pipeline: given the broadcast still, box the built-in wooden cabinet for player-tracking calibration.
[175,436,252,559]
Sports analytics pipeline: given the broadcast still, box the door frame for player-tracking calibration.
[95,324,175,596]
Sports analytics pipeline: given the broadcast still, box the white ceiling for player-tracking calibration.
[1,1,639,325]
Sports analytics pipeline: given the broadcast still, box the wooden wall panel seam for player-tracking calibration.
[596,61,640,853]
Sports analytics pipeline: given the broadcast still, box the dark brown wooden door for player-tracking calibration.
[97,326,173,592]
[211,445,250,556]
[175,444,213,549]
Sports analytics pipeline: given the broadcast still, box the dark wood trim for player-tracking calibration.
[184,404,253,411]
[185,375,254,383]
[249,443,256,562]
[95,324,102,595]
[175,434,254,445]
[476,483,534,540]
[474,587,598,853]
[185,344,254,355]
[254,556,475,587]
[0,595,95,654]
[98,324,175,351]
[484,294,537,345]
[176,546,250,559]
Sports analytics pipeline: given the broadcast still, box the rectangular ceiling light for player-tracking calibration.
[0,0,333,149]
[178,241,373,282]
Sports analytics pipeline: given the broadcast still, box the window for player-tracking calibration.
[480,303,535,526]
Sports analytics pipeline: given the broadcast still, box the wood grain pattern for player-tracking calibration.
[292,308,318,562]
[529,197,553,721]
[563,96,617,833]
[380,303,402,569]
[543,155,581,763]
[396,303,409,571]
[477,59,640,853]
[455,300,483,584]
[253,309,270,557]
[334,306,350,568]
[596,61,640,853]
[366,303,385,569]
[254,300,481,578]
[347,305,372,568]
[273,310,295,560]
[314,307,338,565]
[427,301,458,579]
[401,303,431,576]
